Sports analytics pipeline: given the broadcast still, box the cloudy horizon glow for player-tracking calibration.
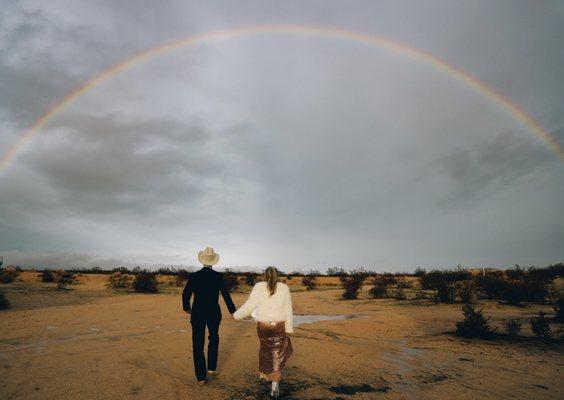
[1,1,563,271]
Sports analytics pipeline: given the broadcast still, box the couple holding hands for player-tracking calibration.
[182,247,294,398]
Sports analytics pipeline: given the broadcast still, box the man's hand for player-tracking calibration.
[231,313,236,320]
[184,310,191,314]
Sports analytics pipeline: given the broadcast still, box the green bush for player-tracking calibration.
[0,291,9,309]
[530,312,552,340]
[504,319,521,336]
[340,275,364,299]
[133,270,158,293]
[435,282,457,303]
[455,305,496,339]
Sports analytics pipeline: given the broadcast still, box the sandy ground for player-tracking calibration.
[0,273,562,400]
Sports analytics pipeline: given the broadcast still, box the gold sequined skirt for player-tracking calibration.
[256,321,293,381]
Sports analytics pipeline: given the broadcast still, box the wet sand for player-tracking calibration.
[0,274,562,399]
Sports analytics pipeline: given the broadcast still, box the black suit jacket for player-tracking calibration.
[182,267,237,323]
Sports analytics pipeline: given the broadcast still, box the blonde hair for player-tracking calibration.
[264,266,278,296]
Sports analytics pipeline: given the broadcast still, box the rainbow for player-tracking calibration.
[1,24,562,173]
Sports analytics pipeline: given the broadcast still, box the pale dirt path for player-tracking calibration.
[0,281,562,399]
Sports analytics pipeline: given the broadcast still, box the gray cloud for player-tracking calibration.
[1,0,562,269]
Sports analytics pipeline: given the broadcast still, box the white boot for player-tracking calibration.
[271,381,279,398]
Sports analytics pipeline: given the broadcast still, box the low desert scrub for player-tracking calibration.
[455,305,496,339]
[133,270,158,293]
[41,269,56,283]
[1,266,20,284]
[222,269,239,292]
[530,312,552,340]
[504,319,522,337]
[302,275,317,290]
[55,270,76,290]
[368,284,387,299]
[340,275,364,299]
[0,291,9,309]
[393,287,407,300]
[109,271,133,288]
[244,273,258,286]
[172,274,186,287]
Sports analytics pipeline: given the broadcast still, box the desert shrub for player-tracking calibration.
[396,278,412,289]
[222,269,239,292]
[326,267,348,277]
[133,270,158,293]
[340,275,364,299]
[56,270,75,289]
[302,275,317,290]
[368,284,388,299]
[455,305,496,339]
[245,273,258,286]
[552,295,564,322]
[414,267,427,277]
[41,269,55,283]
[394,287,407,300]
[0,291,9,309]
[456,281,475,304]
[414,290,427,300]
[506,265,526,280]
[474,274,506,299]
[530,312,552,340]
[504,319,522,337]
[435,282,457,303]
[172,274,185,287]
[1,266,19,284]
[110,271,132,288]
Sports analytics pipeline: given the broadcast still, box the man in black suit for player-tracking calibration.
[182,247,237,385]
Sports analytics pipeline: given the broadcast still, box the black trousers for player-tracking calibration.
[190,320,221,381]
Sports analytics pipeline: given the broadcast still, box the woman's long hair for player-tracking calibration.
[264,266,278,296]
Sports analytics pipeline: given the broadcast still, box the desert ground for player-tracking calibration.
[0,272,562,400]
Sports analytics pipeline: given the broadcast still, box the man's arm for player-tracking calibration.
[219,274,237,314]
[182,274,194,312]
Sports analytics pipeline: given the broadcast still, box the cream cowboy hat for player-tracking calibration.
[198,247,220,266]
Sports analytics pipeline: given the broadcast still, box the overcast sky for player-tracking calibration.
[0,0,563,271]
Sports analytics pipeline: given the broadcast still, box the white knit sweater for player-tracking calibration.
[233,282,294,333]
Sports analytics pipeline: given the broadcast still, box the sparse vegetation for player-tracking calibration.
[56,270,75,290]
[455,305,496,339]
[0,291,9,309]
[302,275,317,290]
[41,269,56,283]
[530,312,552,340]
[340,275,364,299]
[244,273,257,286]
[133,270,158,293]
[109,271,132,288]
[1,266,20,284]
[394,287,407,300]
[504,319,522,337]
[368,283,387,299]
[222,269,239,292]
[552,295,564,323]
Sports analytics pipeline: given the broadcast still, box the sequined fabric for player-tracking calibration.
[256,321,293,381]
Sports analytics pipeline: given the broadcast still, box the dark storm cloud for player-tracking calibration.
[0,0,563,269]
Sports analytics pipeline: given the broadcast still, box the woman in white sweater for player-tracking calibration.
[233,267,293,398]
